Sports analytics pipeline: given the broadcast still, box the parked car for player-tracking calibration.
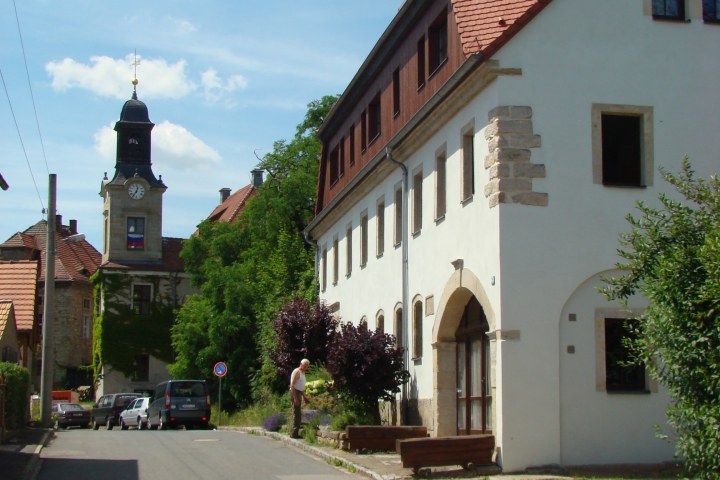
[147,380,210,430]
[52,403,91,429]
[91,393,141,430]
[118,397,150,430]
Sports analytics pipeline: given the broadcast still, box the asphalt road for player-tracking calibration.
[38,427,357,480]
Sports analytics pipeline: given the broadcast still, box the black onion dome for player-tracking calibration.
[118,92,152,124]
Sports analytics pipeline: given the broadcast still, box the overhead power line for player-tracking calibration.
[13,0,50,176]
[0,68,45,211]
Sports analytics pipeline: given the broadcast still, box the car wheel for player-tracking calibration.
[106,418,113,430]
[92,418,99,430]
[159,415,167,431]
[137,417,144,430]
[201,421,209,430]
[54,419,59,430]
[120,419,128,430]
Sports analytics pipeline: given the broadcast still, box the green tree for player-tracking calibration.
[602,159,720,478]
[170,95,338,407]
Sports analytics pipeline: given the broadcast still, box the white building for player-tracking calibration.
[305,0,720,472]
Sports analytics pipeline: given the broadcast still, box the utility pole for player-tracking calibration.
[40,174,56,427]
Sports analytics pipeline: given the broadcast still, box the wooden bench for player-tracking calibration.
[344,426,427,452]
[396,435,495,474]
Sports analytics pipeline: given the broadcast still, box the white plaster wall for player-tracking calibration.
[96,356,170,399]
[488,0,719,470]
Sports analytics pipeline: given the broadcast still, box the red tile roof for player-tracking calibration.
[0,261,39,333]
[0,300,16,340]
[0,232,37,250]
[101,237,186,273]
[452,0,552,59]
[206,184,257,224]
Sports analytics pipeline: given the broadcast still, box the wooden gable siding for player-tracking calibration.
[317,0,465,214]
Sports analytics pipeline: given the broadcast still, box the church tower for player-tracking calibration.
[100,80,166,265]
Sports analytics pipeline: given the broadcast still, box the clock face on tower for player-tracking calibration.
[128,183,145,200]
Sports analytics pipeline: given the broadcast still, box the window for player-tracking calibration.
[361,110,367,151]
[417,36,426,89]
[601,114,642,186]
[82,316,90,339]
[395,308,403,348]
[37,296,43,307]
[349,124,356,166]
[346,223,353,277]
[127,217,145,250]
[368,94,381,142]
[592,104,653,188]
[377,200,385,257]
[132,284,151,316]
[703,0,720,22]
[333,237,339,285]
[322,245,328,292]
[329,147,340,186]
[436,151,447,219]
[394,186,403,246]
[652,0,685,19]
[605,318,645,391]
[132,354,150,382]
[83,298,91,310]
[412,170,423,234]
[413,299,423,358]
[428,10,448,74]
[360,212,369,266]
[104,218,109,253]
[38,314,43,337]
[462,131,475,201]
[377,314,385,333]
[340,137,345,178]
[392,68,401,117]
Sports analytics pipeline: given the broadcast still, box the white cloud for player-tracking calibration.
[46,54,195,100]
[201,68,248,105]
[94,120,221,172]
[165,16,198,35]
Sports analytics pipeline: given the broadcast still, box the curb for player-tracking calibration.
[219,426,387,480]
[24,430,53,480]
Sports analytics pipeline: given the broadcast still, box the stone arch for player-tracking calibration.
[375,309,385,333]
[431,266,496,437]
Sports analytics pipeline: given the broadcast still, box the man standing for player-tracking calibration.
[290,359,310,439]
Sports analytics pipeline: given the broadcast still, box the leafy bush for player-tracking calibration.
[306,391,338,415]
[301,410,330,443]
[261,413,286,432]
[269,297,338,378]
[0,363,30,429]
[304,379,326,396]
[602,159,720,478]
[327,320,409,425]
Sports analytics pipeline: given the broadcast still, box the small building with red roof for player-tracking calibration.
[0,300,20,365]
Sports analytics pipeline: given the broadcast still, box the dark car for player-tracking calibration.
[91,393,141,430]
[147,380,210,430]
[53,403,91,429]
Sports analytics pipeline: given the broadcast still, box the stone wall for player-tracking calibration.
[51,282,94,385]
[484,106,547,208]
[380,398,434,434]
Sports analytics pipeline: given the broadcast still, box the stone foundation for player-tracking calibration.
[484,106,547,208]
[380,398,434,435]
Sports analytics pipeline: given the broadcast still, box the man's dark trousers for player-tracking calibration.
[291,389,302,438]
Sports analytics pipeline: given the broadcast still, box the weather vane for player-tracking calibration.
[131,49,141,98]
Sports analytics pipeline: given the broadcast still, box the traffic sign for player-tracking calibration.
[214,362,227,377]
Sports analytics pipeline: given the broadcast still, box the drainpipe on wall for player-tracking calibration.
[302,231,320,289]
[385,147,409,426]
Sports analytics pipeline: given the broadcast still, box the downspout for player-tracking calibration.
[386,147,409,426]
[303,231,320,288]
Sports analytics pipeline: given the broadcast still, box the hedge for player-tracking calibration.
[0,362,30,430]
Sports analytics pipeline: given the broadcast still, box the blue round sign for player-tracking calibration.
[214,362,227,377]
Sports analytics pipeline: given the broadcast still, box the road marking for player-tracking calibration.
[193,439,220,442]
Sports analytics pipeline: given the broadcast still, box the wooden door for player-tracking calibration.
[456,297,492,435]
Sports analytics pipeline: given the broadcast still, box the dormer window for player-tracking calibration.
[652,0,685,20]
[428,9,448,74]
[368,93,381,143]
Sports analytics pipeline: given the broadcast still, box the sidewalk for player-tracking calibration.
[0,428,53,480]
[220,426,517,479]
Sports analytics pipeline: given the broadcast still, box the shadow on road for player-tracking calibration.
[39,458,139,480]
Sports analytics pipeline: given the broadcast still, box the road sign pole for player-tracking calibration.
[218,376,222,427]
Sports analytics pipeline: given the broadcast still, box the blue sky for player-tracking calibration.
[0,0,402,250]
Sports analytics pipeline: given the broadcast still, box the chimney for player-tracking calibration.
[251,169,264,187]
[219,188,231,204]
[69,219,78,235]
[55,214,62,231]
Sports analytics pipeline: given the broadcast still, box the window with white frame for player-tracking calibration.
[394,186,402,246]
[132,284,152,316]
[321,244,328,292]
[360,212,369,267]
[703,0,720,22]
[346,223,353,277]
[435,149,447,219]
[413,299,423,358]
[412,170,423,235]
[377,199,385,257]
[82,316,91,339]
[333,236,339,285]
[395,307,403,348]
[652,0,685,19]
[462,129,475,201]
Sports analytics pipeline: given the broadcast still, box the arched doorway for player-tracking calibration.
[455,296,492,435]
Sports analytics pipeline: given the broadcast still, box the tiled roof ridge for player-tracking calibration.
[227,184,256,222]
[451,0,553,60]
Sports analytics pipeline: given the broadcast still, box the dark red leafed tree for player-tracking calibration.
[269,297,338,378]
[327,319,410,425]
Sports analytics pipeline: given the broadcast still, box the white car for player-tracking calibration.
[119,397,150,430]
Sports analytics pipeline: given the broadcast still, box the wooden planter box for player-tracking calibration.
[345,425,427,452]
[397,434,495,473]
